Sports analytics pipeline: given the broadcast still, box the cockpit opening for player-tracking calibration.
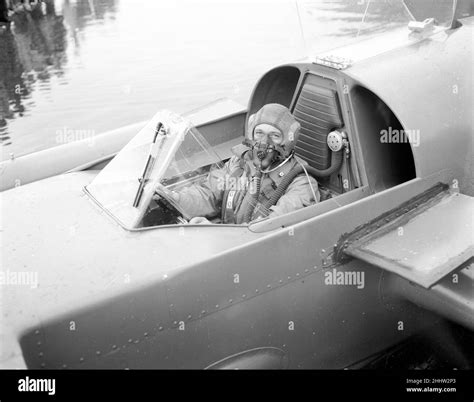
[350,85,416,191]
[86,69,418,230]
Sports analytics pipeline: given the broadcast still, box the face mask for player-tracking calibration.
[252,141,277,170]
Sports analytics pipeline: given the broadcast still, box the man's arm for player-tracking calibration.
[268,174,319,217]
[164,156,242,219]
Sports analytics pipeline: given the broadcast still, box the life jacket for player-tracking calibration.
[221,152,301,224]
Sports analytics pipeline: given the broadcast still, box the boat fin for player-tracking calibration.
[338,184,474,289]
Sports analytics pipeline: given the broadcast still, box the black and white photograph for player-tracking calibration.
[0,0,473,398]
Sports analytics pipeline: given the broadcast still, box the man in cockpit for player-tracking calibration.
[156,103,319,224]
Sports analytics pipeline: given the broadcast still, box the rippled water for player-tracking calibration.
[0,0,407,161]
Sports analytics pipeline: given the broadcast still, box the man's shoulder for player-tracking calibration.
[267,157,299,182]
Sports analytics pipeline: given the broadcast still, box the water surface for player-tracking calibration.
[0,0,407,160]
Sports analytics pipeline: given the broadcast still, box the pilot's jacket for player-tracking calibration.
[174,152,319,223]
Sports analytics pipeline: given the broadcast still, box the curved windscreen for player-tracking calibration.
[403,0,462,27]
[85,110,225,229]
[297,0,459,57]
[298,0,410,55]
